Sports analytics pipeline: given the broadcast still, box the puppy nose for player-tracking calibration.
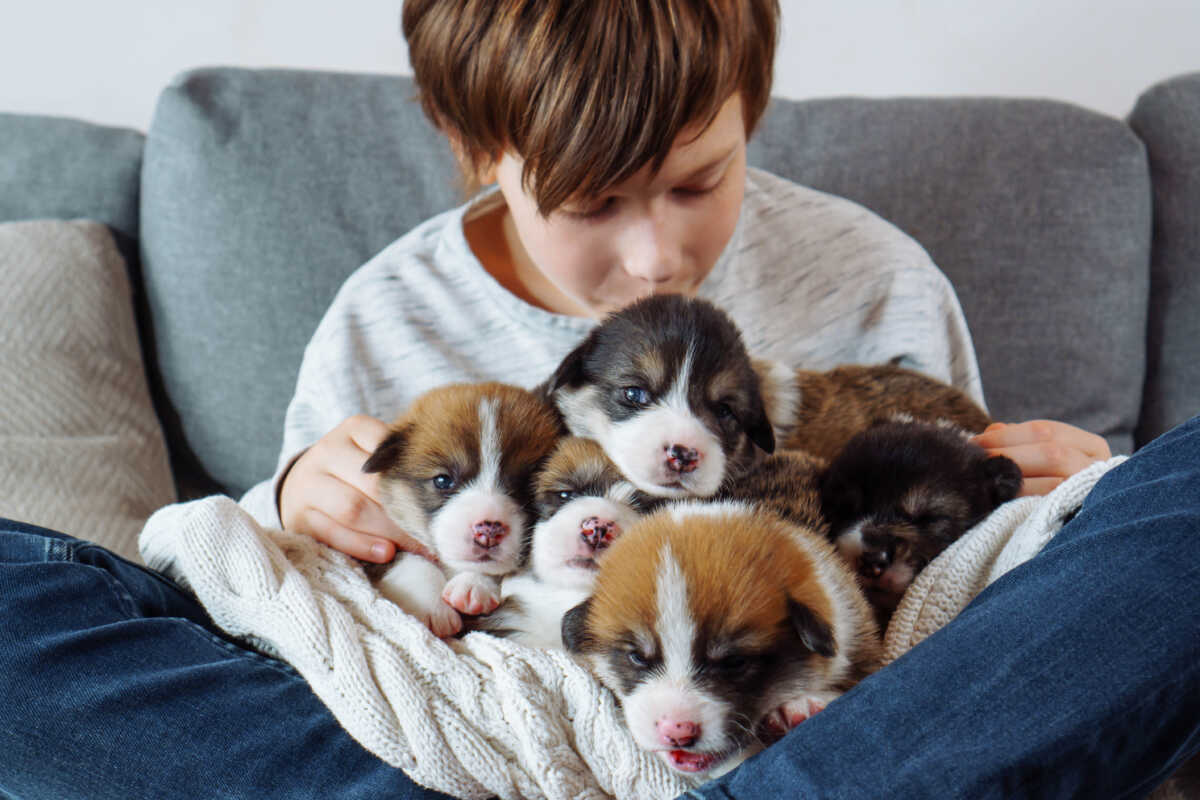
[665,444,700,474]
[657,719,700,748]
[472,520,509,549]
[859,548,891,578]
[580,517,619,550]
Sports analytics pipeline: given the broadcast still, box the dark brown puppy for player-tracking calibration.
[819,419,1023,628]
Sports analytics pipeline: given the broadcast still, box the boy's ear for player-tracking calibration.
[981,454,1024,506]
[560,598,594,653]
[787,597,837,658]
[362,426,409,474]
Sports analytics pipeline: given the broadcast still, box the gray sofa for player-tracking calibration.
[1,66,1198,562]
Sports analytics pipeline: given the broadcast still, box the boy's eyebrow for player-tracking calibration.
[675,144,740,182]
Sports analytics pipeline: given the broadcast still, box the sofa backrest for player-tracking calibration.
[7,68,1191,500]
[1128,72,1200,448]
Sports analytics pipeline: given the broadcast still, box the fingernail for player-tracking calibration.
[370,542,390,560]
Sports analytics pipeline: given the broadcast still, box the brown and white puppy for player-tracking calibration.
[542,294,779,501]
[819,419,1024,628]
[563,501,881,779]
[717,448,829,533]
[467,437,657,648]
[757,358,994,462]
[361,382,562,637]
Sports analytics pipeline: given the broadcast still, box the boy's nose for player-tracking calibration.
[620,216,683,285]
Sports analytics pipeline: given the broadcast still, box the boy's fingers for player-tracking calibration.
[972,420,1110,461]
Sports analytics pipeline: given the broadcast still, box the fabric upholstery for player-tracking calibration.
[0,220,176,561]
[751,97,1152,454]
[0,113,144,246]
[1129,72,1200,447]
[140,68,461,496]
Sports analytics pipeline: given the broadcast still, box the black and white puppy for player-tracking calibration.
[563,501,881,779]
[819,419,1024,628]
[542,294,782,500]
[362,382,563,637]
[467,436,656,648]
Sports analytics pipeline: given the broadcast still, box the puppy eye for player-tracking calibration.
[622,386,651,406]
[714,402,736,421]
[627,650,651,669]
[432,474,456,491]
[713,654,750,672]
[557,489,576,502]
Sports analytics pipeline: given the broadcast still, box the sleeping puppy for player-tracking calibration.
[361,382,563,637]
[759,358,994,462]
[717,448,828,533]
[562,501,881,779]
[466,437,657,648]
[541,294,780,501]
[819,419,1024,628]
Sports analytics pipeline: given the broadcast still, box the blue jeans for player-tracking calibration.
[0,522,456,799]
[686,415,1200,800]
[2,419,1198,800]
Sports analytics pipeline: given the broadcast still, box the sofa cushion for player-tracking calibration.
[1129,72,1200,447]
[141,68,460,497]
[751,97,1151,455]
[0,113,144,252]
[0,220,177,561]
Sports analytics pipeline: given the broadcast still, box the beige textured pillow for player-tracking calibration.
[0,220,176,562]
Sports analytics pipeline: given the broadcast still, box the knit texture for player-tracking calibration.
[140,456,1125,798]
[882,456,1127,661]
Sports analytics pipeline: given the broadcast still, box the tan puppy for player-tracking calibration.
[754,358,993,462]
[362,382,562,637]
[563,501,881,779]
[466,436,656,648]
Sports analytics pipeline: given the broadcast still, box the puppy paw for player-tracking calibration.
[422,601,463,638]
[442,572,501,615]
[761,693,836,737]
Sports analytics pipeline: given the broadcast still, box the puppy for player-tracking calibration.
[761,358,994,462]
[717,448,828,533]
[466,437,656,649]
[819,419,1024,628]
[542,294,779,500]
[361,382,563,637]
[563,501,881,779]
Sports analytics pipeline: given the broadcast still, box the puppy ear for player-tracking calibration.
[362,426,409,474]
[743,406,777,455]
[750,357,800,441]
[544,335,596,393]
[561,598,594,653]
[787,597,837,658]
[980,454,1024,505]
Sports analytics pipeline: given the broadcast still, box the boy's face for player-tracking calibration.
[480,94,747,319]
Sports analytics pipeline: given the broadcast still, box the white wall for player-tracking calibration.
[1,0,1197,132]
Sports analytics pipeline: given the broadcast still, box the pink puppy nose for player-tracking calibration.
[472,520,509,549]
[580,517,619,550]
[666,444,700,474]
[657,719,701,748]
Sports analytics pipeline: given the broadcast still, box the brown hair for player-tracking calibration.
[402,0,780,215]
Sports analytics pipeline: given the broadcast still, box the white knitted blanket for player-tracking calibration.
[139,456,1124,800]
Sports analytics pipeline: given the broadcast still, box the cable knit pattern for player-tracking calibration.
[882,456,1127,662]
[140,458,1125,798]
[140,497,691,800]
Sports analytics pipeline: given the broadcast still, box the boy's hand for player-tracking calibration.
[971,419,1111,497]
[279,415,435,563]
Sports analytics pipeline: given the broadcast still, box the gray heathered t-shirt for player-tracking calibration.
[240,168,982,525]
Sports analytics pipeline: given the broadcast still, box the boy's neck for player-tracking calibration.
[463,200,593,318]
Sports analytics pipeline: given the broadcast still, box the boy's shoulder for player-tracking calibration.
[737,167,935,280]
